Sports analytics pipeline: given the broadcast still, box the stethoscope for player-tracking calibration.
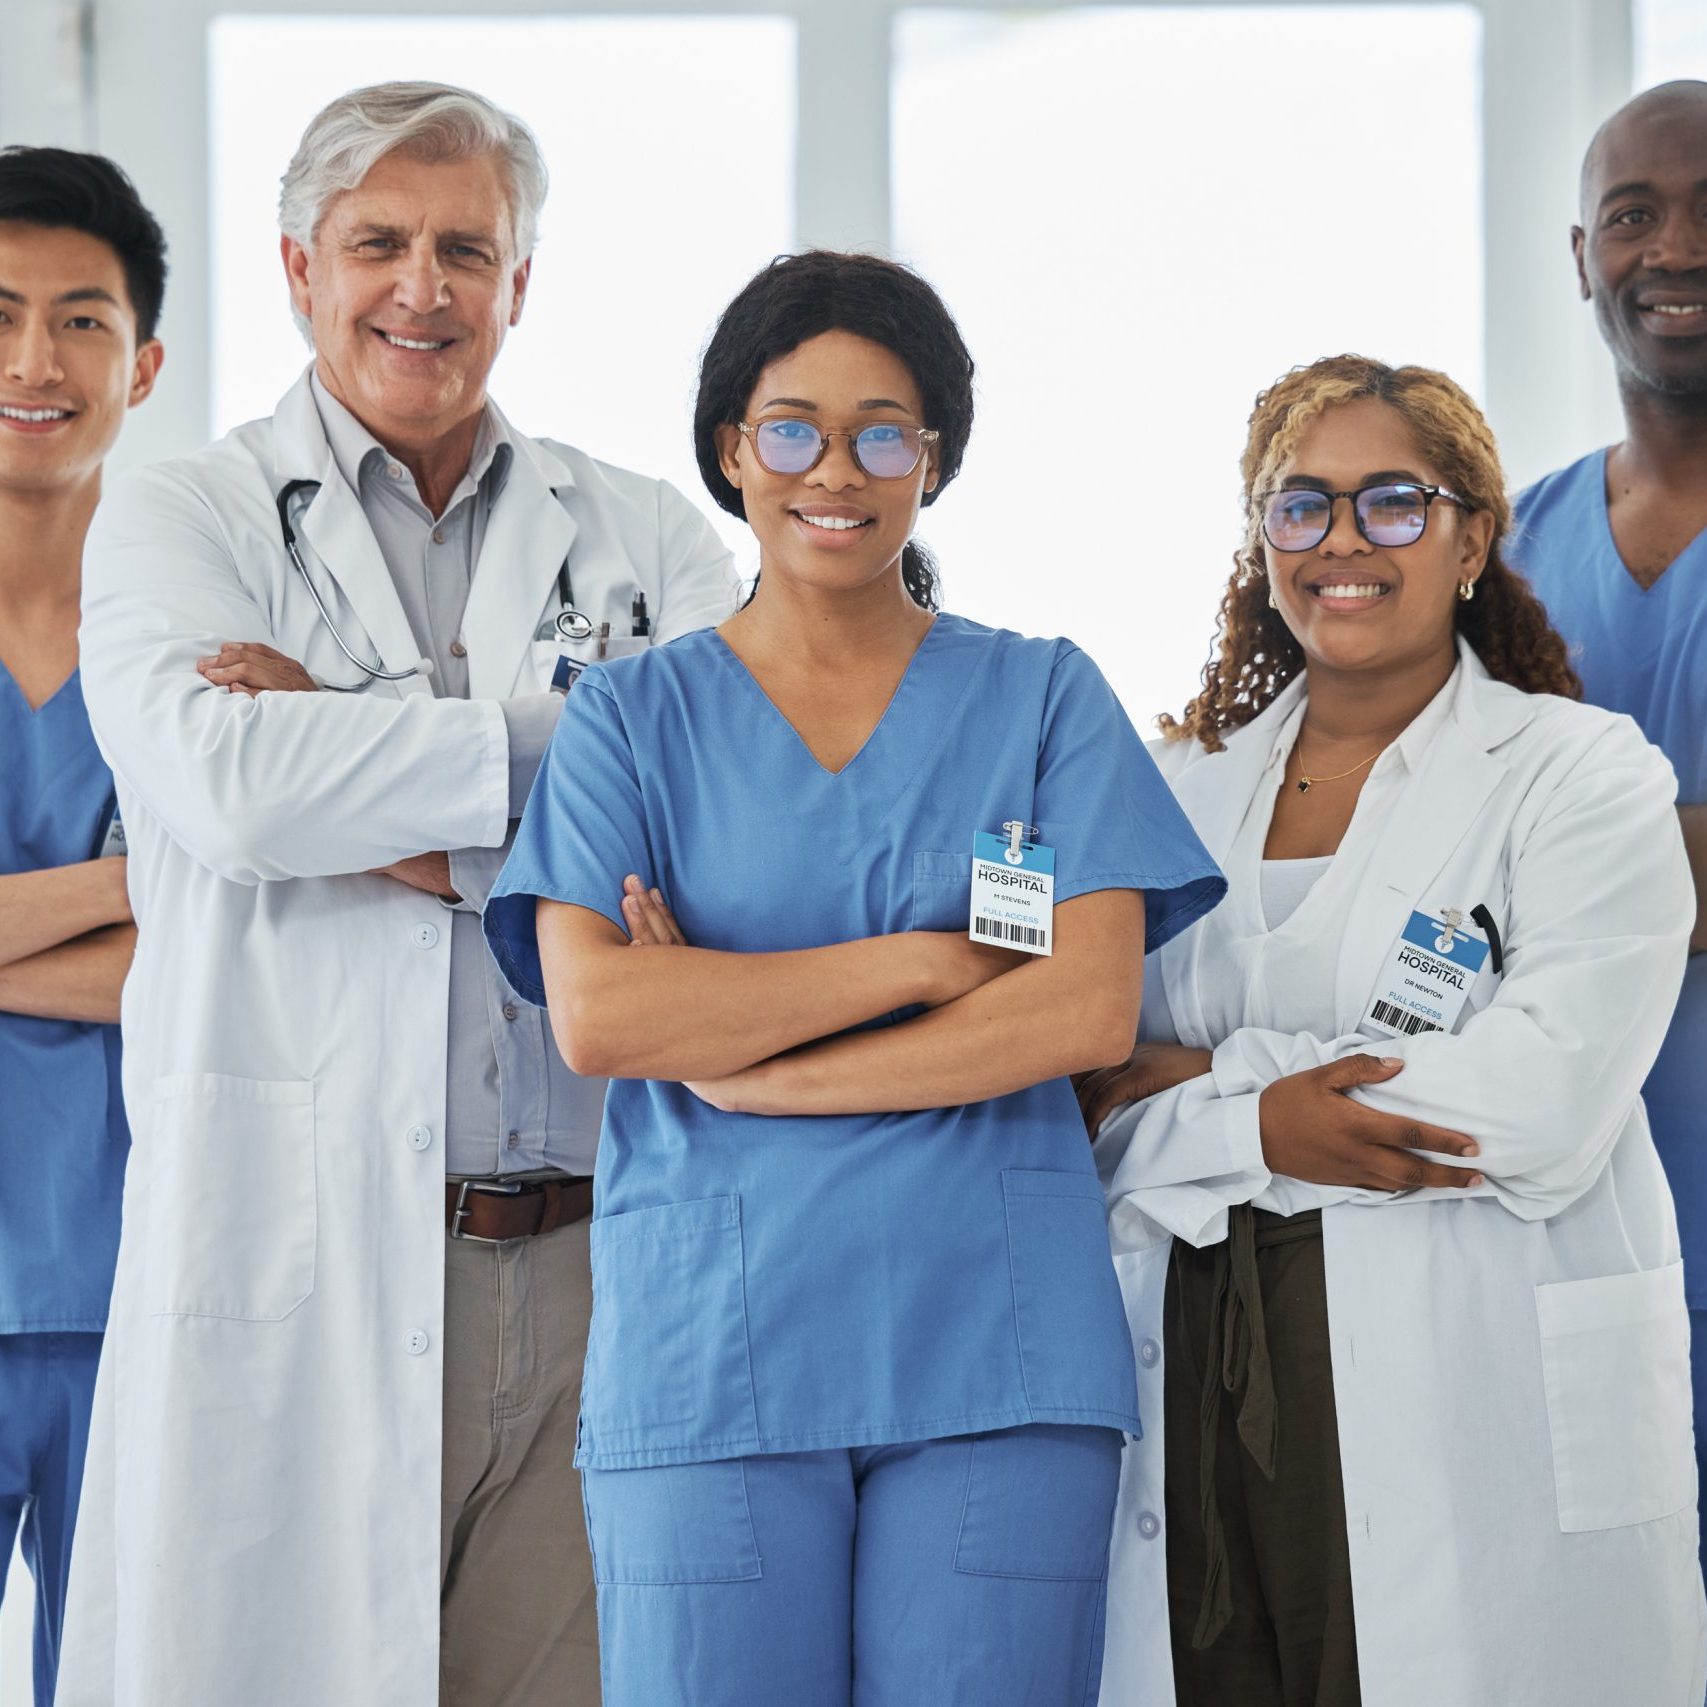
[276,478,588,690]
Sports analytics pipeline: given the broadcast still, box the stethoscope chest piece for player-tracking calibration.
[540,607,595,643]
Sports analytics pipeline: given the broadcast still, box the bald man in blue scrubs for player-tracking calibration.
[1511,80,1707,1575]
[0,147,164,1704]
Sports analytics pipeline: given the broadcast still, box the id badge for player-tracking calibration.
[970,829,1055,956]
[1365,909,1490,1038]
[97,804,126,858]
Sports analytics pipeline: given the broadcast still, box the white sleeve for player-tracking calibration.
[1094,948,1271,1248]
[79,463,509,885]
[1109,720,1691,1228]
[652,480,739,641]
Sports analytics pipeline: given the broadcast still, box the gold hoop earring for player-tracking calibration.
[1458,578,1476,602]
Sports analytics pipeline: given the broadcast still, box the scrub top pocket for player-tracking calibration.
[580,1195,760,1464]
[1535,1260,1694,1531]
[911,850,972,932]
[1002,1170,1141,1428]
[144,1074,316,1321]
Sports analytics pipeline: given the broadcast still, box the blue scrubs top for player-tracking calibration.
[1514,450,1707,1303]
[487,615,1225,1469]
[0,666,129,1333]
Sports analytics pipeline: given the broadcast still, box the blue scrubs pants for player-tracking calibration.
[583,1421,1123,1707]
[0,1333,102,1706]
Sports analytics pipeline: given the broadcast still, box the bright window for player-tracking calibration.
[1637,0,1707,84]
[893,5,1483,729]
[209,15,796,557]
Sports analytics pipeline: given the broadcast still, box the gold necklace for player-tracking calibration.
[1292,739,1385,795]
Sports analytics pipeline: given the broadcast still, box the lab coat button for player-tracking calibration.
[502,1003,518,1021]
[406,1124,433,1152]
[449,639,467,658]
[405,1329,430,1356]
[1138,1337,1161,1368]
[412,922,440,949]
[1137,1511,1161,1540]
[433,527,446,545]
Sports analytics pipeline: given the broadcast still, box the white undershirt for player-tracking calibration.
[1259,854,1335,932]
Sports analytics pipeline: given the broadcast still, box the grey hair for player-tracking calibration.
[279,82,547,258]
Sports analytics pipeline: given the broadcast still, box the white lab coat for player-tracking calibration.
[1096,645,1707,1707]
[57,368,735,1706]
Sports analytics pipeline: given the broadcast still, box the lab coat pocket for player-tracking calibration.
[911,849,971,932]
[145,1074,316,1322]
[1003,1170,1141,1424]
[529,639,573,693]
[1535,1261,1694,1531]
[582,1195,758,1457]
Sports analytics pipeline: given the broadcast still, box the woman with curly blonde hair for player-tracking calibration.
[1086,355,1704,1705]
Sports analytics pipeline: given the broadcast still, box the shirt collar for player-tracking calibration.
[309,370,514,510]
[1263,657,1463,777]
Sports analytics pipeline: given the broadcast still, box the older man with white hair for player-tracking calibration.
[58,83,733,1707]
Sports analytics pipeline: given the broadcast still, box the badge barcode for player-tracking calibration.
[1371,999,1440,1037]
[974,917,1045,948]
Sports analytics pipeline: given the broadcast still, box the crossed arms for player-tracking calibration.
[538,879,1146,1115]
[0,858,135,1024]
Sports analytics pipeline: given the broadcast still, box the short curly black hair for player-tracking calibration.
[693,250,975,610]
[0,146,169,342]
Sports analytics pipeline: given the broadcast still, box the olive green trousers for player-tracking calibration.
[1164,1206,1361,1707]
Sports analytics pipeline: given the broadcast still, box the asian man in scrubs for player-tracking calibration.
[0,146,164,1706]
[1510,78,1707,1571]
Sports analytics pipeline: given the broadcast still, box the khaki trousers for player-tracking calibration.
[441,1216,600,1705]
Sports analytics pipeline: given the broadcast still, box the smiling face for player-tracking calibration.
[283,147,529,452]
[1575,85,1707,396]
[0,221,161,496]
[1262,397,1492,681]
[714,329,938,597]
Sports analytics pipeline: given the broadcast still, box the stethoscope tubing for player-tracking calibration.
[275,479,425,692]
[277,477,588,686]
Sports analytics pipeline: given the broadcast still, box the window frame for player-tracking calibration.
[0,0,1635,485]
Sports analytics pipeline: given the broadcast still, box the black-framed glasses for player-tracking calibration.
[738,417,940,480]
[1259,482,1470,553]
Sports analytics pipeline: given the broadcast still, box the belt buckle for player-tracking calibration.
[449,1177,530,1244]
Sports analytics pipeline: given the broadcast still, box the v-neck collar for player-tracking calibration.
[0,656,80,718]
[1592,446,1707,598]
[712,615,941,778]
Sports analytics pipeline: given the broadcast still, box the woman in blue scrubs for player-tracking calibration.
[485,250,1223,1707]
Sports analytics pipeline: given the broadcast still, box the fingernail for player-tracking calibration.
[650,888,663,904]
[1380,1056,1403,1068]
[623,874,639,892]
[1463,1142,1480,1156]
[1467,1173,1485,1187]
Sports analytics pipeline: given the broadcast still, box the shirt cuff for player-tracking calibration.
[446,828,517,915]
[499,695,563,817]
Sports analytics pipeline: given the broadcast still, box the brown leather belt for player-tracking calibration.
[445,1175,593,1243]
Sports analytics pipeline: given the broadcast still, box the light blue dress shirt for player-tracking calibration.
[0,666,128,1331]
[1513,449,1707,1301]
[486,616,1226,1469]
[311,378,598,1176]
